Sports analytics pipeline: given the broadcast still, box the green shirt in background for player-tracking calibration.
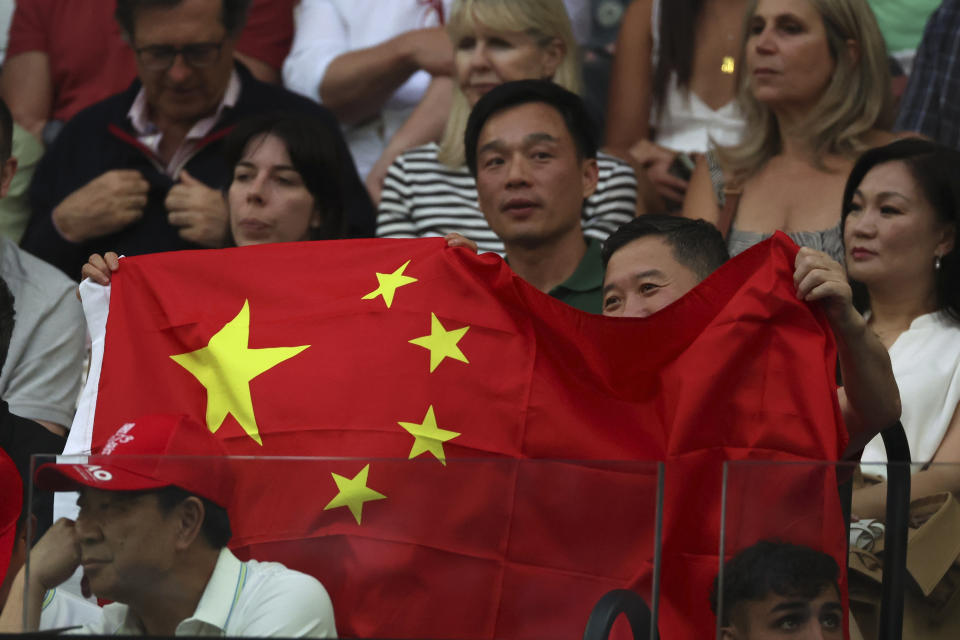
[549,238,605,314]
[0,123,42,243]
[869,0,942,53]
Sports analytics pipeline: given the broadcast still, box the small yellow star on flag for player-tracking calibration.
[409,313,470,373]
[170,300,309,445]
[362,260,418,308]
[397,405,461,465]
[324,464,387,525]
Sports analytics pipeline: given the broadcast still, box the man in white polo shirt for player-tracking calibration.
[0,413,336,637]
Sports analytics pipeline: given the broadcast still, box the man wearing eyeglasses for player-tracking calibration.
[19,0,375,279]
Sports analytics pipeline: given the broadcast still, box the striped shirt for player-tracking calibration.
[377,143,638,255]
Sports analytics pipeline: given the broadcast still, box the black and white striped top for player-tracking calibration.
[377,143,638,255]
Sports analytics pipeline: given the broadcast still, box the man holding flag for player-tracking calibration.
[48,82,890,639]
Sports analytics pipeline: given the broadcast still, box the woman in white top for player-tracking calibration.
[376,0,638,255]
[845,139,960,520]
[605,0,748,211]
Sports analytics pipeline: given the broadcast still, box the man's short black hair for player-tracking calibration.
[0,98,12,165]
[118,486,232,549]
[710,540,840,627]
[602,215,729,282]
[464,79,597,177]
[115,0,252,40]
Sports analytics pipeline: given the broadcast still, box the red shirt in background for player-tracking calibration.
[5,0,295,124]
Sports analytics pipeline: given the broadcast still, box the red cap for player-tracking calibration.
[35,414,232,508]
[1,448,23,585]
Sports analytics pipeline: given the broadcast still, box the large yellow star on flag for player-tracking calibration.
[361,260,417,308]
[170,300,309,445]
[323,464,386,525]
[397,405,461,465]
[409,313,470,373]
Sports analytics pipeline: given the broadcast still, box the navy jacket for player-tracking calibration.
[21,63,375,278]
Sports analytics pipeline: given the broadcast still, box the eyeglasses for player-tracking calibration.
[134,41,225,71]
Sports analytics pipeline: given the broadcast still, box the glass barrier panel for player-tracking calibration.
[24,454,663,640]
[719,460,960,640]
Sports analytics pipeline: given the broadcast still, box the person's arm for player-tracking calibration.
[164,169,229,248]
[0,519,81,633]
[604,0,654,154]
[282,0,452,125]
[365,76,453,204]
[234,51,280,84]
[80,252,120,286]
[680,156,722,226]
[51,170,149,244]
[793,248,902,457]
[853,399,960,520]
[319,28,453,125]
[2,263,86,431]
[0,52,53,142]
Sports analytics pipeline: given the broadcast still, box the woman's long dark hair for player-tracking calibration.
[651,0,705,120]
[842,138,960,321]
[223,112,348,241]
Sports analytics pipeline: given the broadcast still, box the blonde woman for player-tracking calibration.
[682,0,895,262]
[376,0,638,255]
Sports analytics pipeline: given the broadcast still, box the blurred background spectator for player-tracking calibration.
[0,0,295,146]
[0,0,295,244]
[868,0,941,75]
[282,0,456,200]
[682,0,895,263]
[893,0,960,150]
[18,0,372,279]
[605,0,747,214]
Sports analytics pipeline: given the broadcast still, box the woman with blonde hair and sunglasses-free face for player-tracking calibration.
[682,0,896,263]
[376,0,639,256]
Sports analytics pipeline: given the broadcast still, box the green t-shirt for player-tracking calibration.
[869,0,942,53]
[549,238,604,314]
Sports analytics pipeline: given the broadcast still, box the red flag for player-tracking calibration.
[63,233,847,639]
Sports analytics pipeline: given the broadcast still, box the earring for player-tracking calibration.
[935,255,942,271]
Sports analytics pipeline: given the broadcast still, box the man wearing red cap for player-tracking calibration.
[0,414,336,637]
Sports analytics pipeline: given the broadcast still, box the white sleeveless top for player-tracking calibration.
[648,0,745,153]
[861,311,960,476]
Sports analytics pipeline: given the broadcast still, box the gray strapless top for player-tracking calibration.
[707,151,845,264]
[727,224,844,264]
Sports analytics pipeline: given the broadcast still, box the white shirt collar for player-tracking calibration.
[127,68,241,138]
[125,69,241,176]
[115,547,245,635]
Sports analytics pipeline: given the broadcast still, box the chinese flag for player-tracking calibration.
[63,233,847,639]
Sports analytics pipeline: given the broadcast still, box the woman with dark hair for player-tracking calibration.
[80,112,352,282]
[221,113,348,245]
[844,139,960,519]
[605,0,748,210]
[81,112,475,282]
